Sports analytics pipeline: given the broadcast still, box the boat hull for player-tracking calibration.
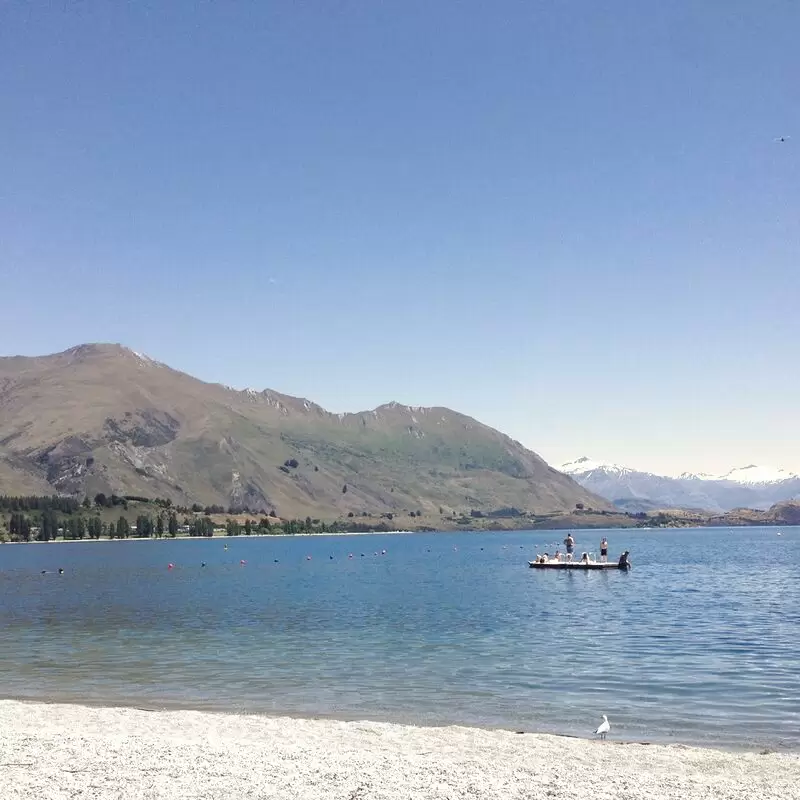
[528,561,630,570]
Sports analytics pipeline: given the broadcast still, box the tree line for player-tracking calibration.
[4,510,183,543]
[1,493,403,544]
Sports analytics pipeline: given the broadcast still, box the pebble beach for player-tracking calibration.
[2,700,799,800]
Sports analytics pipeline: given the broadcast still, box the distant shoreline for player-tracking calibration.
[2,523,796,545]
[0,529,424,544]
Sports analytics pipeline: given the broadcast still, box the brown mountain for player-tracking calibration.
[0,344,609,517]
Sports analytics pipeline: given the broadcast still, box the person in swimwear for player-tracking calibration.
[563,534,575,561]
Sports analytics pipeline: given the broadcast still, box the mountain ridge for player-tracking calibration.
[0,344,607,518]
[561,456,800,512]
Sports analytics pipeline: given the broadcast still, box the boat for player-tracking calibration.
[529,551,631,571]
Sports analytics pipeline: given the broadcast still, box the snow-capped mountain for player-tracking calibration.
[714,464,798,486]
[560,457,633,476]
[561,457,800,512]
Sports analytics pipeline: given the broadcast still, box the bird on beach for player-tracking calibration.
[595,715,611,740]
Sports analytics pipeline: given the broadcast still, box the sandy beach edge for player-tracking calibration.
[2,699,799,800]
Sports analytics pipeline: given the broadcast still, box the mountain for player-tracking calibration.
[0,344,608,518]
[559,457,725,512]
[561,457,800,513]
[714,465,798,485]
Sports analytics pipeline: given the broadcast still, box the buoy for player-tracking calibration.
[306,555,312,560]
[58,568,64,574]
[168,563,174,569]
[349,553,353,559]
[381,549,386,555]
[240,559,246,565]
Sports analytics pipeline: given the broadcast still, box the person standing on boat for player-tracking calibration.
[600,537,608,563]
[563,533,575,561]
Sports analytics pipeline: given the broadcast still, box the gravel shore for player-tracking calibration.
[2,700,798,799]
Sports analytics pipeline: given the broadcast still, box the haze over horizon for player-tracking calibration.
[2,2,798,476]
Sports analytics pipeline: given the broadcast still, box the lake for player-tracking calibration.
[1,527,798,750]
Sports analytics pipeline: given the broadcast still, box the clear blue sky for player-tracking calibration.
[2,1,798,475]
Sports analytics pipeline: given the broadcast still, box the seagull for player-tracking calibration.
[595,714,610,740]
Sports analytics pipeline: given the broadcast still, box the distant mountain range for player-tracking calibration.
[0,343,607,518]
[560,457,800,513]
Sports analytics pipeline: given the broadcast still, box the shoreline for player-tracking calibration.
[0,693,793,755]
[2,699,798,800]
[0,529,424,544]
[3,524,798,545]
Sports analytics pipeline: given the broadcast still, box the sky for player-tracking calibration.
[1,1,798,476]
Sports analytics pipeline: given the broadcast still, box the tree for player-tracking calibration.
[39,509,59,541]
[187,516,214,537]
[342,484,348,494]
[244,518,252,536]
[259,517,271,532]
[282,518,300,535]
[226,519,240,537]
[168,512,178,537]
[82,496,91,509]
[9,513,32,542]
[87,516,102,540]
[116,516,131,539]
[156,513,165,538]
[575,503,585,510]
[94,493,108,508]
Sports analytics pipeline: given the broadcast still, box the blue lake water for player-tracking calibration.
[1,527,798,750]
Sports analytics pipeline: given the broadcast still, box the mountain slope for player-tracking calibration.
[561,457,800,512]
[0,344,607,517]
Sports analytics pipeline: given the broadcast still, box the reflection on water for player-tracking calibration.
[1,527,799,749]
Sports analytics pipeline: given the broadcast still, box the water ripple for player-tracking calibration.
[1,527,798,749]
